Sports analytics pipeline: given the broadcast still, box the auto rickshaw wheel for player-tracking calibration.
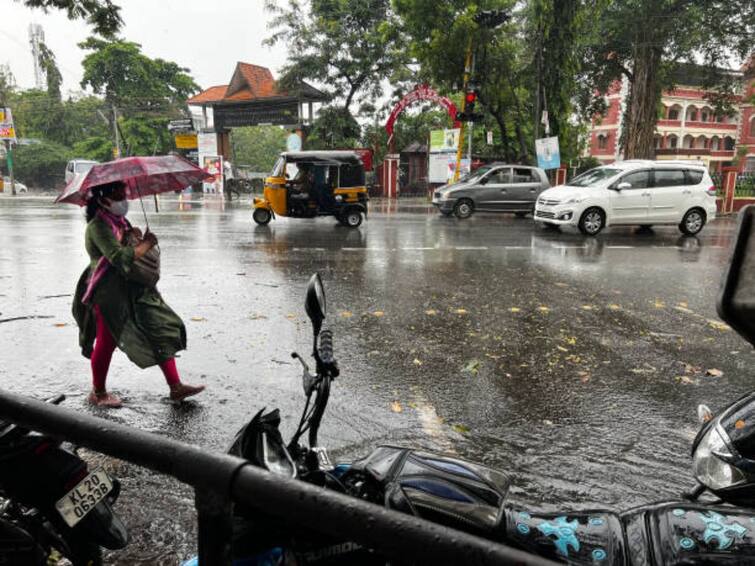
[339,209,363,228]
[253,207,272,225]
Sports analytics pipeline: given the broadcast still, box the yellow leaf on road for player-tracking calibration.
[53,322,67,327]
[538,306,550,313]
[654,300,665,309]
[509,307,521,313]
[708,320,731,331]
[706,368,724,377]
[413,358,423,366]
[581,305,594,311]
[391,401,403,413]
[340,311,353,318]
[425,309,438,315]
[452,423,470,434]
[191,316,206,322]
[557,345,568,352]
[372,311,385,317]
[608,304,621,310]
[454,308,468,315]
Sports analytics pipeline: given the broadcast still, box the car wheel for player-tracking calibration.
[578,207,605,236]
[340,209,363,228]
[453,199,474,219]
[679,208,705,235]
[253,207,272,225]
[515,211,529,218]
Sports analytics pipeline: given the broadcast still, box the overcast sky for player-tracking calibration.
[2,0,288,95]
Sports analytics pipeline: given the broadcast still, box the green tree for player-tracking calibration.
[16,0,121,36]
[231,126,288,171]
[306,106,361,149]
[78,37,199,156]
[12,140,71,188]
[584,0,754,159]
[265,0,407,112]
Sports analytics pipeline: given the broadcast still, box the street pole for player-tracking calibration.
[112,104,121,159]
[5,139,15,196]
[453,39,474,183]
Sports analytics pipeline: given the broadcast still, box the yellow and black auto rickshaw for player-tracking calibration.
[252,151,369,227]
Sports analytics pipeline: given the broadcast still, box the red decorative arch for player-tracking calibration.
[385,84,459,137]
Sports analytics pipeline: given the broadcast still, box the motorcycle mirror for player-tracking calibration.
[718,205,755,347]
[305,273,326,337]
[697,404,714,424]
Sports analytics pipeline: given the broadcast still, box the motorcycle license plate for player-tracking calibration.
[55,469,113,528]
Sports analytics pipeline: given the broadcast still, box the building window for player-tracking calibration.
[654,136,662,149]
[668,135,678,149]
[683,135,694,149]
[724,136,735,151]
[746,156,755,173]
[668,108,680,120]
[696,137,707,149]
[750,116,755,138]
[597,134,608,150]
[711,137,720,151]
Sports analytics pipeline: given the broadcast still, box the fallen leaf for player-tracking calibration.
[654,300,665,309]
[454,308,468,315]
[509,307,521,313]
[190,316,206,322]
[340,311,353,318]
[705,368,724,377]
[678,301,689,308]
[413,358,423,366]
[462,360,481,376]
[543,419,554,426]
[53,322,67,327]
[608,304,621,310]
[557,345,568,352]
[248,313,268,320]
[578,371,590,383]
[675,375,695,385]
[538,306,550,313]
[555,282,568,288]
[372,311,385,317]
[708,320,731,331]
[581,305,594,311]
[391,401,403,413]
[564,336,577,345]
[425,309,438,315]
[286,313,296,320]
[452,423,470,434]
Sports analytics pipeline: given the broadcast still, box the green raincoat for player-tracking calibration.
[72,215,186,369]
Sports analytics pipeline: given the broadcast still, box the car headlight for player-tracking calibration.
[442,193,456,201]
[564,197,584,205]
[335,195,343,202]
[693,426,746,490]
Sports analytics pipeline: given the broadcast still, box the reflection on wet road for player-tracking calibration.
[0,196,752,563]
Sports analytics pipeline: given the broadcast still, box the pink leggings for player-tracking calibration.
[91,305,181,391]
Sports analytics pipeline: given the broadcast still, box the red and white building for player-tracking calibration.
[588,59,755,173]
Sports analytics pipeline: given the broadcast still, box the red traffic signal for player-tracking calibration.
[465,91,477,105]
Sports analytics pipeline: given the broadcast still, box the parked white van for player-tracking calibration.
[534,160,717,236]
[64,159,98,184]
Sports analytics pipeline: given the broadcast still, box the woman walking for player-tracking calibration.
[72,181,205,407]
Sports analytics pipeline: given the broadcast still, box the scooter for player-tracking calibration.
[187,207,755,565]
[0,394,129,565]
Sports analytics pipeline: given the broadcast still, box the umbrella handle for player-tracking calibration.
[135,181,150,232]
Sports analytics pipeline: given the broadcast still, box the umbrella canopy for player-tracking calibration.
[56,155,211,206]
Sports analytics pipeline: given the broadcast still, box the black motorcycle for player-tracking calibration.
[187,207,755,565]
[0,394,129,565]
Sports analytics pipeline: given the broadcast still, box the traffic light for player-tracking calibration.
[457,89,483,122]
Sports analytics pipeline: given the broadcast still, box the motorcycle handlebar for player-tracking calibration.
[318,330,335,366]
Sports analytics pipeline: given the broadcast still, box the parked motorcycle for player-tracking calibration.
[0,394,129,565]
[187,207,755,565]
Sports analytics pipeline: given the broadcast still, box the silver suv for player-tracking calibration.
[432,164,550,219]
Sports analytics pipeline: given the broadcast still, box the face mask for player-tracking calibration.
[105,199,129,217]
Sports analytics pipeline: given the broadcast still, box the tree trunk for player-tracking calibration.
[623,47,662,159]
[493,112,512,161]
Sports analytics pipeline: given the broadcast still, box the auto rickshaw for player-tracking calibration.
[252,151,369,227]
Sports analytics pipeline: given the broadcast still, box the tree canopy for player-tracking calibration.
[17,0,122,36]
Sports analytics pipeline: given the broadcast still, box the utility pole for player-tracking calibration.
[453,40,473,183]
[4,140,15,196]
[112,104,121,159]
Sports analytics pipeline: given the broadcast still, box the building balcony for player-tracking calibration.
[655,148,736,159]
[684,121,738,131]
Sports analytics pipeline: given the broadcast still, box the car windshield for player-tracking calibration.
[567,167,622,187]
[75,162,95,173]
[270,157,285,177]
[459,165,494,183]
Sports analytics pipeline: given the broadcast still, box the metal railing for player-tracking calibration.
[0,389,555,566]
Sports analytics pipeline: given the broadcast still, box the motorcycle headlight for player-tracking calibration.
[692,426,746,490]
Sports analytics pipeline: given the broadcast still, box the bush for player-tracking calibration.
[12,141,71,189]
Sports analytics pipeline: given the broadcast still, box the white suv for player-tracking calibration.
[534,160,717,236]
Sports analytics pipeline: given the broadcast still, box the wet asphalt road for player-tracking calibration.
[1,194,754,564]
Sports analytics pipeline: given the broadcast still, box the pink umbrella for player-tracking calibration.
[56,155,211,206]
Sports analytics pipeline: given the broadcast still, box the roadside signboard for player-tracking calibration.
[286,132,302,151]
[175,133,198,149]
[202,155,224,194]
[0,108,17,141]
[430,129,460,153]
[430,154,470,183]
[535,136,560,170]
